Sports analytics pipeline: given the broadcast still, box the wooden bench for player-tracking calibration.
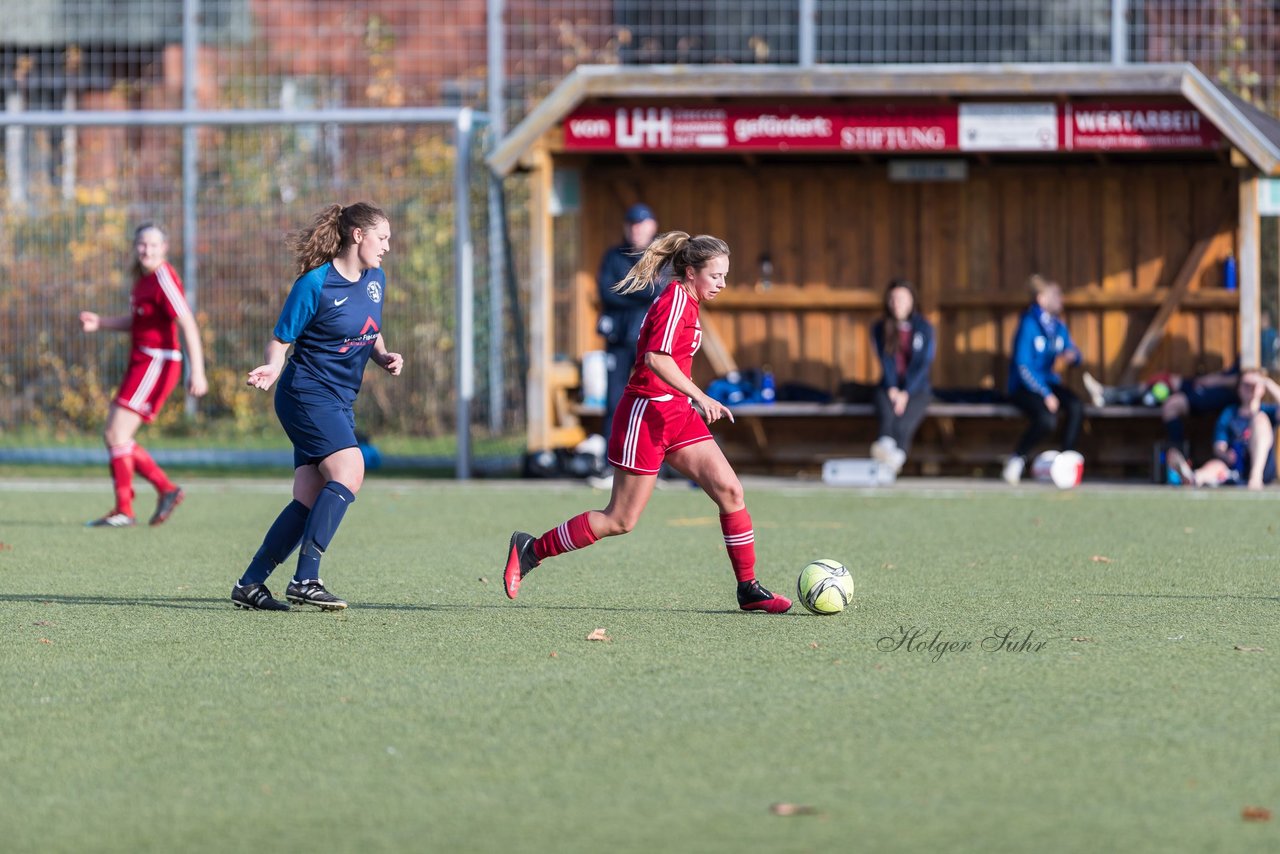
[573,400,1172,477]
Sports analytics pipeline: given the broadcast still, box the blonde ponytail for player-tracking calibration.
[614,231,730,295]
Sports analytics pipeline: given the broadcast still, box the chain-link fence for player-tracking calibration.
[1,118,519,440]
[2,1,1278,441]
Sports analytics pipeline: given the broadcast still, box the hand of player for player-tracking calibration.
[893,391,908,417]
[246,364,280,391]
[378,352,404,376]
[79,311,100,333]
[1044,394,1060,414]
[187,371,208,398]
[693,394,735,425]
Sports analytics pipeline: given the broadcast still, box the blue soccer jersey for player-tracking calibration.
[273,262,386,405]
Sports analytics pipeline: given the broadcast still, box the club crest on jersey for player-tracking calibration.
[367,281,382,303]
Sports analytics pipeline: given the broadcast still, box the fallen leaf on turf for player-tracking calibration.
[0,542,12,550]
[1071,637,1092,642]
[809,642,819,649]
[478,576,489,585]
[1241,806,1271,822]
[586,628,609,642]
[1234,645,1264,653]
[32,620,53,627]
[1183,527,1194,534]
[549,651,558,658]
[770,803,820,817]
[1090,555,1113,563]
[881,563,896,570]
[38,638,52,644]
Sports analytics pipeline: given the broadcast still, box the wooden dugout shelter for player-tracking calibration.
[490,63,1280,470]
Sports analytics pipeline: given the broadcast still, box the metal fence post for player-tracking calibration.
[182,0,200,417]
[487,0,506,435]
[799,0,816,67]
[455,107,475,480]
[1111,0,1128,65]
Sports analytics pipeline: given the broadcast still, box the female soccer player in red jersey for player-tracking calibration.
[79,223,207,528]
[504,232,791,613]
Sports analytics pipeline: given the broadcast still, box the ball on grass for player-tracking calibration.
[796,559,854,616]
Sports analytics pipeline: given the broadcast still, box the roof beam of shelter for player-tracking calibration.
[1180,66,1280,177]
[488,62,1280,177]
[0,107,486,127]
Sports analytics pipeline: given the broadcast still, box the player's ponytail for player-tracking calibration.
[288,201,387,275]
[614,231,730,295]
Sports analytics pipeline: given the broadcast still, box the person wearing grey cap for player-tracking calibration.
[590,203,659,489]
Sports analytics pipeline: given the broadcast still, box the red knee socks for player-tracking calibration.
[534,511,600,560]
[720,508,756,582]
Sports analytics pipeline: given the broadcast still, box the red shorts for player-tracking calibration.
[115,348,183,422]
[607,393,712,475]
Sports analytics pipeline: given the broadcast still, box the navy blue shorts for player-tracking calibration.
[1183,384,1236,414]
[274,384,358,469]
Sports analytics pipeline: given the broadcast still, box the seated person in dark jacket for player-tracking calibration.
[871,279,935,474]
[1004,274,1084,484]
[1158,361,1241,451]
[588,203,659,490]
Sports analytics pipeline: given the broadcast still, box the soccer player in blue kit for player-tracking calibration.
[232,202,403,611]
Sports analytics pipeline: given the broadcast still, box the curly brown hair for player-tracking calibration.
[287,202,387,275]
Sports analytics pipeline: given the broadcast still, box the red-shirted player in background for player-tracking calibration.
[504,232,791,613]
[79,223,208,527]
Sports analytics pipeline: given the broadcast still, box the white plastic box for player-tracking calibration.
[821,458,896,487]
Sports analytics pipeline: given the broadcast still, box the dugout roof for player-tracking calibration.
[489,63,1280,176]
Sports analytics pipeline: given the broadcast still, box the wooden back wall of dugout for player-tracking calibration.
[558,159,1241,391]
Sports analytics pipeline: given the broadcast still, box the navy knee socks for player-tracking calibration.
[239,499,310,586]
[294,481,356,582]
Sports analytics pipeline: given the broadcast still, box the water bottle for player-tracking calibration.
[760,368,776,404]
[1223,254,1238,290]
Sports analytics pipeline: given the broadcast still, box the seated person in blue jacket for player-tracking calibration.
[1004,274,1084,484]
[1165,368,1279,491]
[870,279,934,473]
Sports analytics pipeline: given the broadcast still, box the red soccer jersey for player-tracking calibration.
[129,262,191,352]
[624,280,702,399]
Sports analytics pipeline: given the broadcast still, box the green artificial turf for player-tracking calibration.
[1,478,1276,853]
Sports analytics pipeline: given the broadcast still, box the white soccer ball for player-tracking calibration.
[1050,450,1084,489]
[796,559,854,616]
